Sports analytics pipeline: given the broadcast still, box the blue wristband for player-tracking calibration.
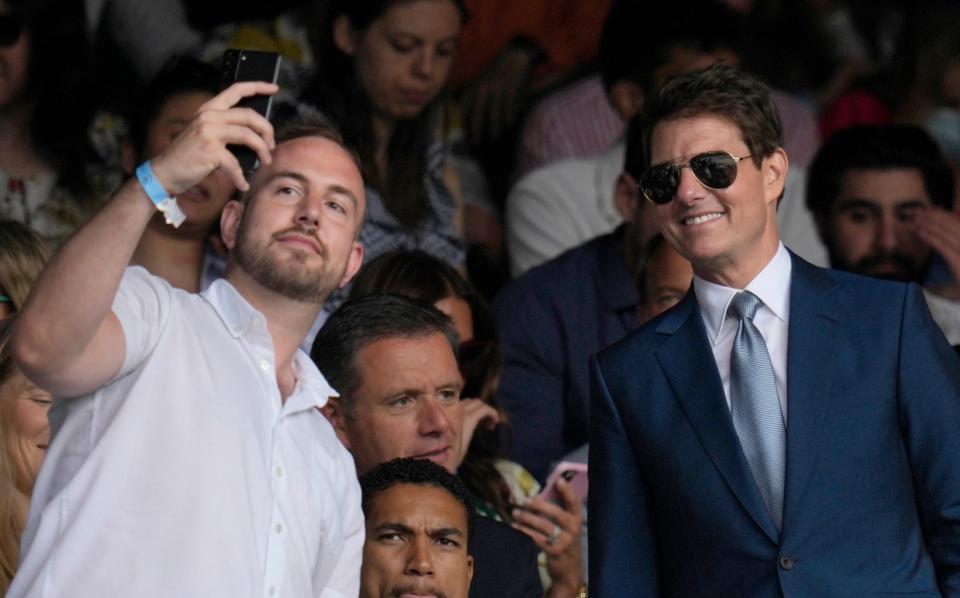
[135,161,186,227]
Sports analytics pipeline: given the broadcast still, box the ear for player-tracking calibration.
[466,554,474,585]
[614,172,640,223]
[220,199,245,252]
[321,398,352,449]
[333,15,359,56]
[121,139,136,176]
[762,148,789,208]
[337,242,365,289]
[608,80,645,120]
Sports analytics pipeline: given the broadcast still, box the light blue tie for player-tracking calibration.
[729,291,785,530]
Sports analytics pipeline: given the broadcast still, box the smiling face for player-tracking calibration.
[144,91,235,234]
[650,114,786,287]
[336,333,463,475]
[0,1,29,110]
[337,0,462,122]
[1,368,51,495]
[361,483,473,598]
[222,135,366,303]
[825,168,933,282]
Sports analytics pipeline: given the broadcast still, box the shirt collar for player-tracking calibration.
[201,278,262,338]
[202,279,339,412]
[288,351,339,412]
[693,243,792,343]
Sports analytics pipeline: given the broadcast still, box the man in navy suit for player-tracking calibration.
[589,64,960,597]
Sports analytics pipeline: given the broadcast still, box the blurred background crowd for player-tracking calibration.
[2,0,960,594]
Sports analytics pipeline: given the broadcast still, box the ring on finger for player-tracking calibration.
[545,524,562,546]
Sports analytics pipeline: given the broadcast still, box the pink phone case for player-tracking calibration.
[538,461,588,503]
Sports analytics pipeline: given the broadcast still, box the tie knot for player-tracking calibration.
[730,291,761,321]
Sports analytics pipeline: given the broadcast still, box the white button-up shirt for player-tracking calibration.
[694,243,792,423]
[10,267,363,598]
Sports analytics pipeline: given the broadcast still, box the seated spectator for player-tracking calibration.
[0,0,123,245]
[634,234,694,325]
[300,0,468,313]
[507,0,822,276]
[0,317,52,593]
[313,294,586,597]
[123,56,236,292]
[348,250,586,589]
[807,124,960,345]
[494,115,653,481]
[359,458,474,598]
[0,220,49,317]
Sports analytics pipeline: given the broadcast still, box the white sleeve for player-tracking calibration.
[506,167,582,277]
[111,266,173,381]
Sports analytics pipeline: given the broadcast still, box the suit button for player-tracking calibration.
[779,555,794,570]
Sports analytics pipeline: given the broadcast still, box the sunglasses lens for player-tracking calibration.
[690,152,738,189]
[639,165,679,205]
[0,15,21,47]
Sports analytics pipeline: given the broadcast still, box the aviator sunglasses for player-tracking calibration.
[638,151,752,205]
[0,14,22,48]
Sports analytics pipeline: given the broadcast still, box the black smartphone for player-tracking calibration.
[219,49,282,174]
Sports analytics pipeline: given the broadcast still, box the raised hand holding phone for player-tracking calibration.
[150,80,278,196]
[219,49,282,174]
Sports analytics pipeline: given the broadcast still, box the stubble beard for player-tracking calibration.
[233,219,344,304]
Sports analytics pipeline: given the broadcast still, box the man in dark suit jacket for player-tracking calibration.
[590,64,960,597]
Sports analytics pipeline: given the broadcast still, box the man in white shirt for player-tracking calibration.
[805,124,960,346]
[10,82,366,597]
[589,65,960,596]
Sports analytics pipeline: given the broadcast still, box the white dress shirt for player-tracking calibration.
[693,244,792,423]
[10,267,363,598]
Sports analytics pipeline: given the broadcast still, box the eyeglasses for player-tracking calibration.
[0,14,22,48]
[638,151,752,205]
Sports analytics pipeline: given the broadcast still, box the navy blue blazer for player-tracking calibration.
[589,253,960,597]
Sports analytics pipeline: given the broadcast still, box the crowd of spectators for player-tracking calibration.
[1,0,959,596]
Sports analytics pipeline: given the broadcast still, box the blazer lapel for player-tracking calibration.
[655,292,781,543]
[783,254,840,530]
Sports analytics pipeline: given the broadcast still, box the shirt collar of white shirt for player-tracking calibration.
[202,278,339,411]
[693,243,792,345]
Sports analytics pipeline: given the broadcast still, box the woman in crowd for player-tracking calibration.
[0,316,52,592]
[0,0,122,245]
[349,250,585,595]
[0,219,48,317]
[302,0,467,306]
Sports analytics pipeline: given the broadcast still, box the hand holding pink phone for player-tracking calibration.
[538,461,588,504]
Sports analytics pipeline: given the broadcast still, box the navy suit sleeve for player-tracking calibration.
[898,284,960,595]
[589,354,657,597]
[495,283,569,480]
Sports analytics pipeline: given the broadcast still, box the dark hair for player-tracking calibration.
[360,457,474,537]
[640,64,783,171]
[11,0,98,197]
[623,114,647,182]
[310,293,459,415]
[806,125,955,218]
[128,56,220,159]
[599,0,745,93]
[301,0,467,229]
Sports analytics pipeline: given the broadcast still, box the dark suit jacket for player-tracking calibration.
[494,227,638,481]
[589,253,960,597]
[469,516,542,598]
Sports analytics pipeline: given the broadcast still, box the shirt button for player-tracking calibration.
[260,360,270,371]
[268,587,275,596]
[276,523,283,534]
[276,466,283,477]
[779,555,794,570]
